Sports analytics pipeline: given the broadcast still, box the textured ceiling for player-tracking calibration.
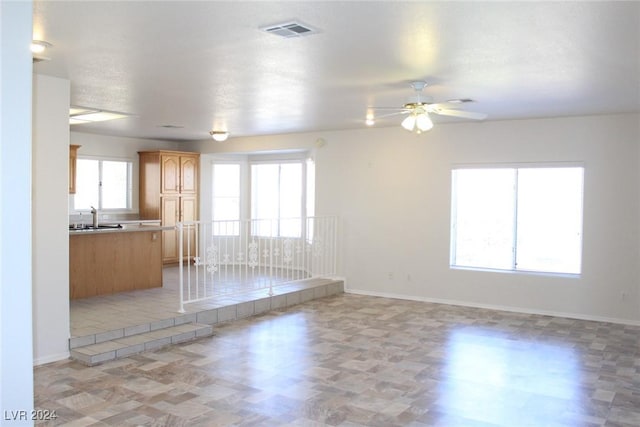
[32,1,640,141]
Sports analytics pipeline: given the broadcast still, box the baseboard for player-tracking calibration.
[345,287,640,327]
[34,351,70,366]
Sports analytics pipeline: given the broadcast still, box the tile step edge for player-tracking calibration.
[70,323,213,366]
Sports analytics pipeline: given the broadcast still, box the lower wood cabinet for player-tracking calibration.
[69,231,162,299]
[160,195,197,263]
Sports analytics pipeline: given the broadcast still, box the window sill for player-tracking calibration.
[449,265,581,279]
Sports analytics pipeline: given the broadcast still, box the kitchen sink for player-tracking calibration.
[69,224,123,230]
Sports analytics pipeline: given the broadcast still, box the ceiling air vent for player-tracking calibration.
[261,21,318,38]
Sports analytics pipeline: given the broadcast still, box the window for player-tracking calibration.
[74,158,132,211]
[212,163,241,235]
[251,162,303,237]
[450,166,584,275]
[210,156,314,238]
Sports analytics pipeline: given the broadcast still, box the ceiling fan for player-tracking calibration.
[367,81,487,133]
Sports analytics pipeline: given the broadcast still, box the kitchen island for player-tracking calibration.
[69,223,172,299]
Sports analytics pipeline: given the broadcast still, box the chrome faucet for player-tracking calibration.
[90,206,99,228]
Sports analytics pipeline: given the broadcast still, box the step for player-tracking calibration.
[70,323,213,366]
[68,278,345,365]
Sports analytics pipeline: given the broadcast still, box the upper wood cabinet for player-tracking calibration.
[160,155,179,194]
[69,145,80,194]
[159,152,198,195]
[180,155,198,194]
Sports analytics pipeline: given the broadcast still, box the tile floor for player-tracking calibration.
[70,266,322,339]
[37,293,640,426]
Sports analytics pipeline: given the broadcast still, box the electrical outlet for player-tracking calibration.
[388,272,394,280]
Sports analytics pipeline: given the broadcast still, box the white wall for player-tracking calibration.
[69,132,179,214]
[186,113,640,324]
[32,74,71,365]
[1,0,35,421]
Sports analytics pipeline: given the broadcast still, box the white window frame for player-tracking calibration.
[72,156,133,212]
[450,163,584,276]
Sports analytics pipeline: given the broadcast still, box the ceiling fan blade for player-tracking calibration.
[368,106,410,111]
[430,107,487,120]
[373,110,411,119]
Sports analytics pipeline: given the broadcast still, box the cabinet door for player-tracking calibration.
[181,196,198,258]
[69,145,80,194]
[138,152,161,220]
[180,155,198,194]
[161,154,180,194]
[161,196,179,263]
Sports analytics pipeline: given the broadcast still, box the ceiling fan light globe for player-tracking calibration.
[416,113,434,131]
[401,115,416,131]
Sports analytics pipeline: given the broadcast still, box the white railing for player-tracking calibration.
[177,216,338,312]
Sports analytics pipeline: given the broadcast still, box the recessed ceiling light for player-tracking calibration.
[31,40,52,62]
[69,106,131,125]
[31,40,51,54]
[70,117,91,125]
[69,107,98,116]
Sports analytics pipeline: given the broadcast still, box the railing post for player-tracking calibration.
[269,220,274,296]
[333,216,338,276]
[178,222,185,313]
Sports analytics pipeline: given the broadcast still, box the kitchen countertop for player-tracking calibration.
[69,222,173,235]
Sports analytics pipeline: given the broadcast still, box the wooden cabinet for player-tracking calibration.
[159,154,198,194]
[160,195,179,262]
[69,145,80,194]
[70,230,162,299]
[139,150,200,263]
[180,156,198,194]
[160,155,179,194]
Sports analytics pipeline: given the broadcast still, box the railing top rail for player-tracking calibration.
[178,216,338,226]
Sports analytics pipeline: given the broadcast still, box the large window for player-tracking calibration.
[74,158,132,211]
[211,157,314,237]
[251,162,303,237]
[450,166,584,275]
[212,163,241,235]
